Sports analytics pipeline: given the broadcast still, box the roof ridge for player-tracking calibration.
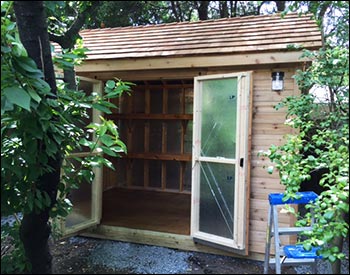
[80,12,310,33]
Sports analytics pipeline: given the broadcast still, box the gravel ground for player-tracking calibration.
[86,238,191,274]
[50,235,349,274]
[2,215,349,274]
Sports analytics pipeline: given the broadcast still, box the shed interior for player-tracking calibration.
[101,79,195,235]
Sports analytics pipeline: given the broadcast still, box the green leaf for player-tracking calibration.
[100,134,115,147]
[92,103,112,114]
[34,198,42,210]
[81,169,93,182]
[328,255,337,262]
[106,80,116,89]
[101,146,118,157]
[1,97,14,114]
[79,138,94,148]
[32,78,51,95]
[267,166,274,174]
[14,56,40,73]
[36,189,43,202]
[106,120,118,136]
[3,86,31,111]
[43,191,51,207]
[303,243,312,251]
[324,211,334,220]
[28,89,42,103]
[98,124,108,136]
[101,158,115,170]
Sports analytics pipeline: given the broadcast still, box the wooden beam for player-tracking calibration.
[82,225,265,261]
[76,51,309,73]
[179,162,185,192]
[144,86,150,188]
[161,83,168,190]
[107,113,193,120]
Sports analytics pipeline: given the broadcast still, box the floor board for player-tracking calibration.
[101,188,191,235]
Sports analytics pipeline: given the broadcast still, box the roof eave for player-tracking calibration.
[75,50,318,73]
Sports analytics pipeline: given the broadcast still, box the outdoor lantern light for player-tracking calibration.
[271,72,284,91]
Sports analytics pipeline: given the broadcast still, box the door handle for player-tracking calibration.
[240,158,244,167]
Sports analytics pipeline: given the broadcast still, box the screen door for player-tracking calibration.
[191,72,251,252]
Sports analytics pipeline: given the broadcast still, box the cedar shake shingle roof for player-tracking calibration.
[75,13,322,60]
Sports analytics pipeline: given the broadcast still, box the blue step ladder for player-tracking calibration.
[263,191,322,274]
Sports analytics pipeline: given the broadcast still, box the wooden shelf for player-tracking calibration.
[108,113,193,120]
[106,80,194,192]
[123,152,192,162]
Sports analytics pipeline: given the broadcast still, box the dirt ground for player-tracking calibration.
[48,236,309,274]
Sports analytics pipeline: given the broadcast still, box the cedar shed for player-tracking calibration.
[60,13,322,261]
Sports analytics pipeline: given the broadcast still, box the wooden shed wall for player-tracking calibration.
[88,64,300,257]
[249,67,299,254]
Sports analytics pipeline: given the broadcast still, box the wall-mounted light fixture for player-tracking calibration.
[271,72,284,91]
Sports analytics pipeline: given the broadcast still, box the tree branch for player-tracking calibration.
[49,1,101,50]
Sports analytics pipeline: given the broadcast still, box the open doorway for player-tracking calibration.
[101,79,194,235]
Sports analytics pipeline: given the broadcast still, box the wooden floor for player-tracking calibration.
[101,188,191,235]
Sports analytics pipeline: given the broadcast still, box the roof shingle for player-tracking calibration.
[59,13,322,60]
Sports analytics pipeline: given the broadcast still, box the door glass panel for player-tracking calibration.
[201,78,237,158]
[74,80,94,153]
[65,179,92,227]
[60,77,103,236]
[199,162,235,239]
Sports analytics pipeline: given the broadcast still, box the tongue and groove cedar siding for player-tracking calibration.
[70,13,322,260]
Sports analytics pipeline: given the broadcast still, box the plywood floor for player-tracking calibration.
[101,188,191,235]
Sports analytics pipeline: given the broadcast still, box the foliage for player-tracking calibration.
[260,3,349,263]
[87,1,282,28]
[1,218,31,274]
[286,1,349,48]
[1,1,132,272]
[46,1,96,35]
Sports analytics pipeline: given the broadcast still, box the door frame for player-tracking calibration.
[191,72,251,252]
[58,76,104,236]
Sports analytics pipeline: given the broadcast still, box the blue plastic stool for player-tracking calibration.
[284,244,322,259]
[263,191,321,274]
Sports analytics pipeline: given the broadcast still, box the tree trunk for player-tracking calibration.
[196,1,209,20]
[13,1,60,274]
[330,237,343,274]
[275,1,286,12]
[14,1,56,95]
[219,1,229,18]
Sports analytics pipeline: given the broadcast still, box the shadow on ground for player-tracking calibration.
[50,236,349,274]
